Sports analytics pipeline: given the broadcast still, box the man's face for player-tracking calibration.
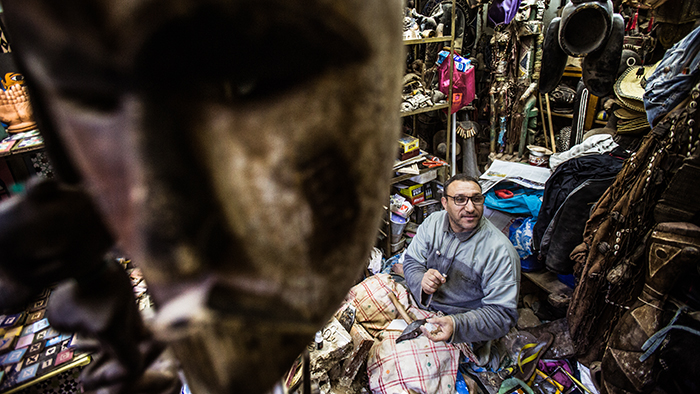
[441,180,484,233]
[1,0,403,392]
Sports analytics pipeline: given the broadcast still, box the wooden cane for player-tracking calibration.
[538,94,550,150]
[544,93,557,153]
[387,292,414,324]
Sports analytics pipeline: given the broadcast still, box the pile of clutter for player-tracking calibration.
[401,72,446,113]
[402,3,445,40]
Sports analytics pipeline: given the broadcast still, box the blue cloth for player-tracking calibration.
[484,185,544,217]
[644,24,700,126]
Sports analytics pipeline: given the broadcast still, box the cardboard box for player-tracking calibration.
[413,199,442,224]
[398,135,419,154]
[399,148,421,161]
[397,182,424,204]
[423,180,441,201]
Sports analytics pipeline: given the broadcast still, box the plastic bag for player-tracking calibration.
[509,217,536,260]
[437,52,475,114]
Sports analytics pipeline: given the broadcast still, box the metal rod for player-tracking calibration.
[302,348,310,394]
[451,112,457,175]
[445,0,456,171]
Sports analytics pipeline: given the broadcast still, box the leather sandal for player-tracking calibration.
[513,332,554,383]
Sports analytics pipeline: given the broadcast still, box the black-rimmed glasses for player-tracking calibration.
[445,193,485,206]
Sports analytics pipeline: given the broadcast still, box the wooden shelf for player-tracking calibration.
[403,36,452,45]
[391,166,442,185]
[401,102,449,117]
[523,271,573,297]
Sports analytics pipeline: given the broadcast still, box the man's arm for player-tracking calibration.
[420,282,518,344]
[401,215,437,308]
[449,246,520,343]
[449,298,518,343]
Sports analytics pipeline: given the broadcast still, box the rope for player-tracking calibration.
[640,306,700,362]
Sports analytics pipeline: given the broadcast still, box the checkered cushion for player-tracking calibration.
[368,330,461,394]
[342,274,475,394]
[346,274,411,336]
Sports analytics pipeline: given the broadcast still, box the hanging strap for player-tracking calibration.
[640,306,700,362]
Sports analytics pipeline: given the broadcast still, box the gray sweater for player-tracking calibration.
[402,211,520,344]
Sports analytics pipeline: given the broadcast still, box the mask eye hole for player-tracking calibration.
[134,4,370,103]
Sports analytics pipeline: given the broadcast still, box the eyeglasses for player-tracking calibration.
[445,193,485,206]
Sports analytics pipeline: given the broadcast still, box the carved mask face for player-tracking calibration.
[1,0,402,392]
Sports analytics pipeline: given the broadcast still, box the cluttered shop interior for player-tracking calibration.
[0,0,695,394]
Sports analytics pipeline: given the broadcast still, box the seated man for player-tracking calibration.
[402,173,520,344]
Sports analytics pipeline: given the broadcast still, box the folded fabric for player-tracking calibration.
[485,184,544,218]
[549,134,618,171]
[368,329,462,394]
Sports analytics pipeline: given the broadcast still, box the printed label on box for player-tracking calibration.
[3,348,26,365]
[38,358,53,373]
[25,311,45,325]
[44,346,56,358]
[27,342,43,355]
[0,315,21,329]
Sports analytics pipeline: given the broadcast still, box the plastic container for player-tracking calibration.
[527,145,553,167]
[390,213,408,243]
[391,237,406,254]
[557,273,576,289]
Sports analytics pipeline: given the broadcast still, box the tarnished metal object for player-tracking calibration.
[0,0,404,393]
[396,319,427,343]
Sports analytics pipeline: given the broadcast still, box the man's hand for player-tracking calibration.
[420,316,454,342]
[421,268,446,294]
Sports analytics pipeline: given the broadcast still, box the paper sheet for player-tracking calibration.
[479,159,552,192]
[483,207,521,236]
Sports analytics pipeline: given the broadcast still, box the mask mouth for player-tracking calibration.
[150,275,320,393]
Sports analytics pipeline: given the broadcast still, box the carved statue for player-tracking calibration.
[601,222,700,393]
[0,0,404,393]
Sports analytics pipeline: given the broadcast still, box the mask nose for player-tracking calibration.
[151,277,214,342]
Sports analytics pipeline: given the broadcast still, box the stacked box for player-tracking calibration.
[397,183,424,205]
[412,199,442,224]
[398,135,419,155]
